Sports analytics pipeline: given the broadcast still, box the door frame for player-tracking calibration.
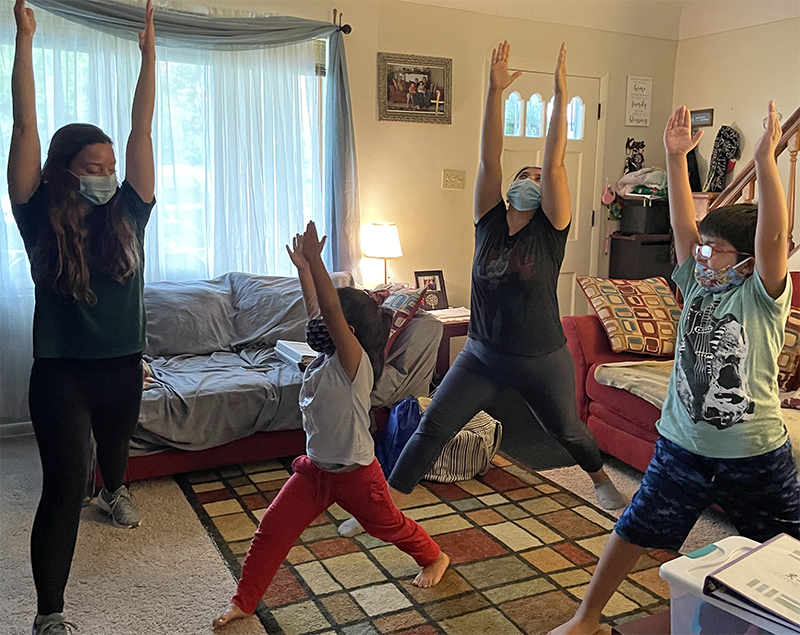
[482,54,610,281]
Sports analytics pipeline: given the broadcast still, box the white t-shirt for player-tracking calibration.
[300,348,375,470]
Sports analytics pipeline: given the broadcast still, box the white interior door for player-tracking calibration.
[499,71,600,317]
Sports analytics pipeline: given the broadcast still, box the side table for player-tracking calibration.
[427,310,471,379]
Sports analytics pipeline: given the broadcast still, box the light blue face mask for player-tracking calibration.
[70,172,119,206]
[506,178,541,211]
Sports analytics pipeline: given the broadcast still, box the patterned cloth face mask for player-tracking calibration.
[306,318,336,355]
[694,258,752,294]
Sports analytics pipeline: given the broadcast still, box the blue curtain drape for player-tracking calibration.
[29,0,361,277]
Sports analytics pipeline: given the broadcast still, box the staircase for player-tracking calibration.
[709,104,800,252]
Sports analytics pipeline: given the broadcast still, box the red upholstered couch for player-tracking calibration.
[562,272,800,474]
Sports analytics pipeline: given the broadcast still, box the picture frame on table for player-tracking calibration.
[378,52,452,124]
[415,270,448,310]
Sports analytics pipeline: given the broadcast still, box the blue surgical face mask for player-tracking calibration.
[506,178,541,212]
[70,171,118,206]
[694,258,752,294]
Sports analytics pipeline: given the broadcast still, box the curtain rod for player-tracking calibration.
[333,8,351,34]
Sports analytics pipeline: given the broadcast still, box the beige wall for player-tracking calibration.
[201,0,678,305]
[673,18,800,241]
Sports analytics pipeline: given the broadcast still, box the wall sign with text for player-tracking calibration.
[690,109,714,127]
[625,76,652,127]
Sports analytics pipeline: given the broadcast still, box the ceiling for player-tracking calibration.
[399,0,800,41]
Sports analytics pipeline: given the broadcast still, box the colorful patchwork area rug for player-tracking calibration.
[176,454,675,635]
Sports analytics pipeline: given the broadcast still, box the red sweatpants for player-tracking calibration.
[232,455,441,613]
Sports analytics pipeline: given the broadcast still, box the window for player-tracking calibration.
[567,96,586,140]
[0,9,326,285]
[546,96,554,134]
[525,93,544,138]
[504,92,523,137]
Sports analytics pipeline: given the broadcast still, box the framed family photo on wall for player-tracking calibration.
[378,52,452,124]
[415,270,448,310]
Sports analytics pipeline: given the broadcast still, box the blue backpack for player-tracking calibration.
[375,396,421,479]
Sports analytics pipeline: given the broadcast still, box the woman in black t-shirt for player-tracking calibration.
[387,41,625,511]
[8,2,156,633]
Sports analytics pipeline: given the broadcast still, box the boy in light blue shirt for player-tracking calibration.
[551,102,800,635]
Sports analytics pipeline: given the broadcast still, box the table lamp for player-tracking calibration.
[364,222,403,284]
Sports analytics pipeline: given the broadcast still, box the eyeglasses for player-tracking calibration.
[693,244,753,260]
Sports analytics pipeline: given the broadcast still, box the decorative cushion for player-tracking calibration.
[367,282,410,307]
[577,276,682,356]
[382,287,425,353]
[778,308,800,392]
[144,277,236,357]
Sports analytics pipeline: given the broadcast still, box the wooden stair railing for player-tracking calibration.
[709,104,800,252]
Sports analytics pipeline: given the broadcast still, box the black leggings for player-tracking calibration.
[29,353,143,615]
[388,338,604,494]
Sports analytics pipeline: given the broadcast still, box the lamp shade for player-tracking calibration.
[364,223,403,259]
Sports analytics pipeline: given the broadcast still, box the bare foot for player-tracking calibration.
[412,551,449,588]
[213,602,250,629]
[547,615,602,635]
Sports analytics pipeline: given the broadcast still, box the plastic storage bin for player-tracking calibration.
[659,535,791,635]
[620,197,670,235]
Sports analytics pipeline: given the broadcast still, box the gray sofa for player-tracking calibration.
[131,271,442,459]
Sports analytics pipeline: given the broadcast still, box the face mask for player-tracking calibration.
[306,318,335,355]
[506,178,541,212]
[70,171,118,206]
[694,258,752,294]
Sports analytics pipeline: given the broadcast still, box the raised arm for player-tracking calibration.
[8,0,40,204]
[301,222,363,381]
[286,233,321,318]
[125,0,155,202]
[664,105,703,264]
[474,41,521,223]
[540,43,571,231]
[753,101,788,299]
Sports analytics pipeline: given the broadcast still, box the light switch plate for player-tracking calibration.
[442,169,466,189]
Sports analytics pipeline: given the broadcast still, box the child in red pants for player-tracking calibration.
[213,222,449,628]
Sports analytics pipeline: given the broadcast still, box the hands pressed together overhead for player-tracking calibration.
[286,222,327,271]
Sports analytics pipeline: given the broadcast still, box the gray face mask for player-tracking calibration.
[70,172,119,206]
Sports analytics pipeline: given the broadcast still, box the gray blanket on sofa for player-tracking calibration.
[131,272,442,455]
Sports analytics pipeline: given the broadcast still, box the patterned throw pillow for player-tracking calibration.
[381,286,425,353]
[778,308,800,392]
[577,276,682,356]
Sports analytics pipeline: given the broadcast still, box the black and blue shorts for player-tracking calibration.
[615,436,800,551]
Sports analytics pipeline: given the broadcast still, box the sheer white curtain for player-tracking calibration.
[0,1,326,423]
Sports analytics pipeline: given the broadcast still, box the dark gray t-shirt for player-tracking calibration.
[469,199,569,356]
[12,181,154,359]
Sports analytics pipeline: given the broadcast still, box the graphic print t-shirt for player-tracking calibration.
[469,200,569,356]
[657,256,791,458]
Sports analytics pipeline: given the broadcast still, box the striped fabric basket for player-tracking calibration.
[418,397,503,483]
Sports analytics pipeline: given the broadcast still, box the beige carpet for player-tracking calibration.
[540,456,736,554]
[0,434,266,635]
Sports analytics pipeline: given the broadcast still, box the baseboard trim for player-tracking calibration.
[0,421,34,438]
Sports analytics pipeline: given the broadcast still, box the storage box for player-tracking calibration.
[620,197,670,235]
[659,536,792,635]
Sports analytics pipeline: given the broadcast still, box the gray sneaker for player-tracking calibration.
[97,485,141,529]
[32,614,78,634]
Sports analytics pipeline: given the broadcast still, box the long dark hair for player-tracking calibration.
[337,287,393,386]
[36,123,139,305]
